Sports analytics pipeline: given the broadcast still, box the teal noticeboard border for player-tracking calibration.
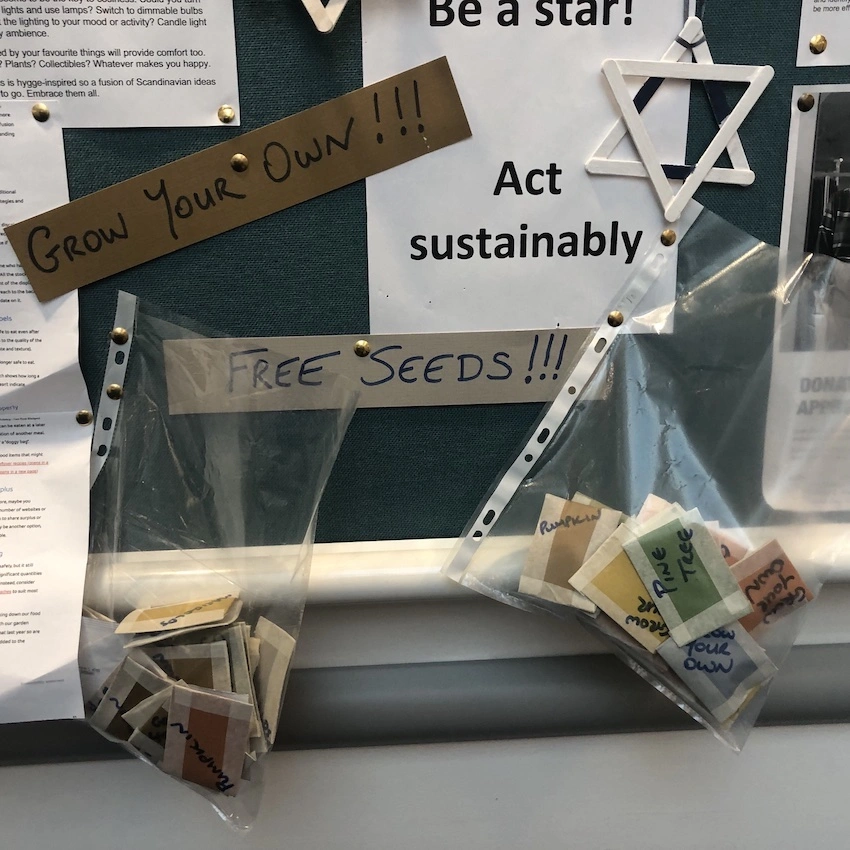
[66,0,849,544]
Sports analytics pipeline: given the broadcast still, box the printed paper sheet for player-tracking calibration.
[769,84,850,511]
[0,101,90,723]
[362,0,693,332]
[0,0,239,127]
[797,1,850,67]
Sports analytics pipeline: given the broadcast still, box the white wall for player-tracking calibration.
[2,725,848,849]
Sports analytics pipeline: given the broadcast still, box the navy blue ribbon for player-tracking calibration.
[630,34,732,179]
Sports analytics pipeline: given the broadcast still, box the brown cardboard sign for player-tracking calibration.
[163,329,590,412]
[5,57,471,302]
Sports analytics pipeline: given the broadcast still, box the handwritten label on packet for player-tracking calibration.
[115,594,239,635]
[122,600,244,649]
[5,57,471,301]
[658,626,777,724]
[636,498,748,567]
[623,510,753,647]
[89,656,171,742]
[162,683,253,797]
[731,540,813,633]
[517,494,620,612]
[570,525,670,653]
[162,329,589,410]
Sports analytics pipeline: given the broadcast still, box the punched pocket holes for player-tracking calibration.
[474,428,552,541]
[594,337,607,354]
[472,508,497,542]
[115,350,125,365]
[96,416,113,458]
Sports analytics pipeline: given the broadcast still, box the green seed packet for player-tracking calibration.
[623,509,753,646]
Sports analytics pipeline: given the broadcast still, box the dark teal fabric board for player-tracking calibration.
[66,0,850,544]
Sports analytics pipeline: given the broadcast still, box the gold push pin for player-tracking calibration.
[353,339,371,357]
[810,34,827,55]
[106,384,123,400]
[660,229,677,247]
[230,153,249,172]
[797,93,816,113]
[110,327,129,345]
[607,311,624,328]
[31,103,50,122]
[76,410,93,425]
[217,104,236,124]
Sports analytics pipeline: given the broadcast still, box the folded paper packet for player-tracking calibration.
[124,688,173,765]
[145,642,233,692]
[122,601,244,649]
[561,493,812,736]
[731,540,814,633]
[657,624,777,724]
[705,522,750,567]
[570,524,670,653]
[90,655,171,742]
[635,494,682,525]
[129,727,168,766]
[162,683,253,797]
[247,634,261,675]
[115,594,241,636]
[623,509,753,646]
[518,494,621,613]
[636,497,748,567]
[177,623,262,737]
[82,605,116,623]
[78,616,126,712]
[251,617,297,754]
[569,505,698,653]
[122,687,172,736]
[88,611,298,797]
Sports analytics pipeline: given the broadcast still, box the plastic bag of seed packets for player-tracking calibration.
[444,207,849,750]
[81,293,358,827]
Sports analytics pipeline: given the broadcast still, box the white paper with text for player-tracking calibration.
[0,0,239,128]
[362,0,692,332]
[797,0,850,67]
[0,101,91,723]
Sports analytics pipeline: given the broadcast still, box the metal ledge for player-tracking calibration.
[85,532,850,612]
[9,535,847,766]
[2,643,848,766]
